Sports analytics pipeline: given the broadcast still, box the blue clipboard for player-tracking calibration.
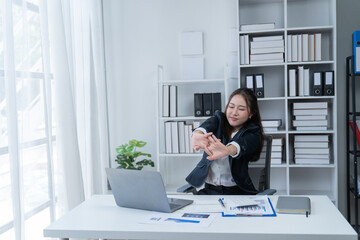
[221,197,277,217]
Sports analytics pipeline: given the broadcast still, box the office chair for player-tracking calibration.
[177,135,276,195]
[256,135,276,195]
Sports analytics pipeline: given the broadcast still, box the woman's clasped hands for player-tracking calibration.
[192,132,231,161]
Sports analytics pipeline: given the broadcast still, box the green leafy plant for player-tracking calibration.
[115,139,154,170]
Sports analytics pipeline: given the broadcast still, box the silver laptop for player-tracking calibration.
[106,168,193,213]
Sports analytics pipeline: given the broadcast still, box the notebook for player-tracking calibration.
[106,168,193,213]
[276,196,311,215]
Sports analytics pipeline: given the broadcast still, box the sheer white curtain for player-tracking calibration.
[47,0,110,212]
[0,0,108,238]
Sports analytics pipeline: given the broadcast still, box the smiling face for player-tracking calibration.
[225,94,253,132]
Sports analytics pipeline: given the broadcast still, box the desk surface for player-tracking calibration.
[44,194,356,240]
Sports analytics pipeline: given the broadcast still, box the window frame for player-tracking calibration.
[0,0,56,237]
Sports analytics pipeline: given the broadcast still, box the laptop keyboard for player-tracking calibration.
[169,203,181,209]
[168,197,193,210]
[168,198,182,209]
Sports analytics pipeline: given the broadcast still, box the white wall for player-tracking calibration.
[103,0,237,168]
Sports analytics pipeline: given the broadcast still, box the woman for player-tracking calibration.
[186,88,264,195]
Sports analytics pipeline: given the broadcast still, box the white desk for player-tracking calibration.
[44,194,357,240]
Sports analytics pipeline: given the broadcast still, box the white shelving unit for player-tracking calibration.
[156,65,237,193]
[237,0,337,205]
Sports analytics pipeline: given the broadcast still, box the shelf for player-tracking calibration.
[287,25,334,32]
[287,0,335,28]
[348,73,360,77]
[239,28,285,35]
[239,0,283,4]
[288,130,335,134]
[288,96,335,101]
[161,79,225,84]
[240,63,285,68]
[236,0,337,206]
[263,130,286,134]
[346,55,359,225]
[289,164,335,168]
[349,151,360,157]
[258,97,285,101]
[287,96,335,100]
[249,164,287,168]
[287,60,335,65]
[159,153,203,157]
[160,116,209,121]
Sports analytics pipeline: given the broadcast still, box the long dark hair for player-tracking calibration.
[223,88,264,161]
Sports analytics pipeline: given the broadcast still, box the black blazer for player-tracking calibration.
[185,111,261,194]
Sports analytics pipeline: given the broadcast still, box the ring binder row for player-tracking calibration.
[313,71,334,96]
[288,68,334,97]
[162,88,223,118]
[194,92,222,117]
[162,85,178,117]
[244,74,264,98]
[288,33,322,62]
[164,120,201,154]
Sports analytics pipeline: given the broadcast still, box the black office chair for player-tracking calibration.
[255,135,276,195]
[177,135,276,195]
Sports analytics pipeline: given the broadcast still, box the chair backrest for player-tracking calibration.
[257,135,273,192]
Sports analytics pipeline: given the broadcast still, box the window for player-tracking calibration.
[0,0,56,239]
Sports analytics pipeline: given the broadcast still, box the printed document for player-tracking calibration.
[140,212,216,227]
[222,195,276,216]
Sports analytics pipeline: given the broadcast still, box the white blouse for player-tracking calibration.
[195,128,240,187]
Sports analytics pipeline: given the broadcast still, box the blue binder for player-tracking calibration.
[353,31,360,74]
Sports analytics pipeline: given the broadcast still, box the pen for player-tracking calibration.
[218,198,226,208]
[166,218,200,223]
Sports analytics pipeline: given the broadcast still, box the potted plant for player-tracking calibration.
[115,139,154,170]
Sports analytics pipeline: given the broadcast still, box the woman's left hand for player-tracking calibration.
[205,135,230,160]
